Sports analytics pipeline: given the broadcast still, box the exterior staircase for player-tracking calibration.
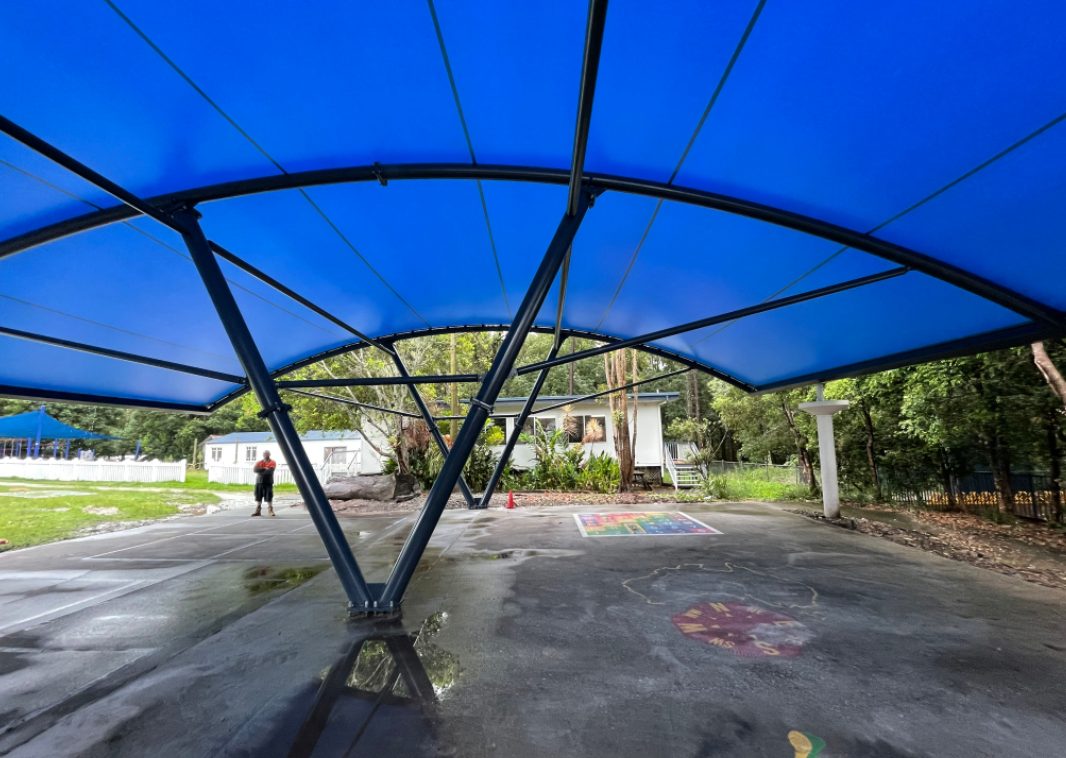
[663,444,701,489]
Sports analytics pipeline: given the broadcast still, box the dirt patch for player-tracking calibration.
[791,506,1066,591]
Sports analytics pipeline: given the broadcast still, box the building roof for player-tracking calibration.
[1,4,1064,412]
[495,392,679,407]
[208,430,363,445]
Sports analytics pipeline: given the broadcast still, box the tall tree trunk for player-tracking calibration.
[858,397,882,500]
[1032,341,1066,410]
[781,399,817,495]
[605,351,636,491]
[985,428,1014,514]
[631,349,639,473]
[686,371,701,419]
[938,448,959,510]
[567,340,575,395]
[1045,411,1063,523]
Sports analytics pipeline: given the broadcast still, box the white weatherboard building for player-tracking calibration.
[204,430,383,485]
[489,392,678,479]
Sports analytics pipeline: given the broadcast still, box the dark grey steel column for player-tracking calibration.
[378,194,592,608]
[174,206,374,611]
[388,349,476,508]
[478,340,563,508]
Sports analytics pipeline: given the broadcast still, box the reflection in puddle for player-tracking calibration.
[286,612,458,757]
[243,565,327,595]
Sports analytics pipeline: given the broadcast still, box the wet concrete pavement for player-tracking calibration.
[1,502,1064,756]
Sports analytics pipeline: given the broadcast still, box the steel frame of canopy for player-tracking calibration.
[388,346,477,509]
[2,0,1065,613]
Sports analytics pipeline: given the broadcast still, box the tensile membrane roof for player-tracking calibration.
[0,1,1063,412]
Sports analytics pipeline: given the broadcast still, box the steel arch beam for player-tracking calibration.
[0,159,1060,330]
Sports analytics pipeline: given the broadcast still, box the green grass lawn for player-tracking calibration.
[667,468,813,502]
[126,468,297,493]
[0,485,221,551]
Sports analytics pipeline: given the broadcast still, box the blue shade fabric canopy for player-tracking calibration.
[0,409,112,440]
[1,1,1065,411]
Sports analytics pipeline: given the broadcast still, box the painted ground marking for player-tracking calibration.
[573,511,721,537]
[672,601,811,657]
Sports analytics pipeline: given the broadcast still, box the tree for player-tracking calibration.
[1032,341,1066,411]
[604,349,639,490]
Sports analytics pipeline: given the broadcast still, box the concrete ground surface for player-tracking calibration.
[0,501,1063,757]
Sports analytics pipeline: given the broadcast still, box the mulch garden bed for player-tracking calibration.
[791,505,1066,591]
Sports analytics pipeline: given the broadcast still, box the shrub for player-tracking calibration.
[411,427,500,493]
[577,452,621,493]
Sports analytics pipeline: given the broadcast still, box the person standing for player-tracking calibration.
[252,450,277,517]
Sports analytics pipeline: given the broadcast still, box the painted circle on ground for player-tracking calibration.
[672,602,810,658]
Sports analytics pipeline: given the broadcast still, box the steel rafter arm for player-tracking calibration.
[530,366,691,416]
[283,388,424,419]
[209,241,397,358]
[389,349,477,509]
[0,324,245,384]
[516,266,910,376]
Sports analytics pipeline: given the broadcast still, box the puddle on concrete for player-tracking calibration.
[242,565,327,596]
[277,612,459,757]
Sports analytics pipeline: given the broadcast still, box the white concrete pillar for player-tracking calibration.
[799,384,850,519]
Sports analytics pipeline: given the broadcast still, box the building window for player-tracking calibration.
[245,446,258,462]
[324,446,347,463]
[582,416,607,443]
[210,447,222,462]
[562,414,583,443]
[561,415,607,443]
[522,417,557,437]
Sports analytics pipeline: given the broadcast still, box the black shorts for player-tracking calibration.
[254,481,274,502]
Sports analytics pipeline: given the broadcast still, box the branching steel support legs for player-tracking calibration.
[377,193,593,610]
[176,206,376,613]
[389,349,477,508]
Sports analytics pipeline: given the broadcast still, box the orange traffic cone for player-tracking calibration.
[506,491,516,509]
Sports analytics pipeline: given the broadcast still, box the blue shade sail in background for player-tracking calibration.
[0,1,1063,409]
[0,408,113,440]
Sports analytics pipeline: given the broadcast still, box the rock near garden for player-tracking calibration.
[322,473,420,503]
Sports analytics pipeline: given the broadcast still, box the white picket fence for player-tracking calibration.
[207,464,300,486]
[0,457,187,483]
[206,449,358,486]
